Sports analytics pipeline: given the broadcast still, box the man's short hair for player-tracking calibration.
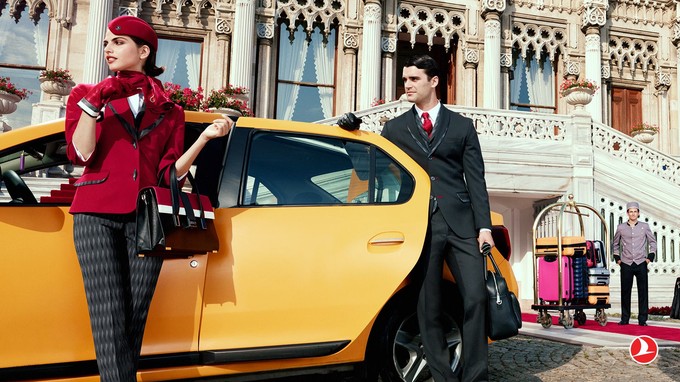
[404,55,439,80]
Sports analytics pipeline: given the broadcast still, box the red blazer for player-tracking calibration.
[65,84,185,214]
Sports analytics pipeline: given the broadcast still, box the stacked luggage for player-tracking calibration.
[586,240,610,305]
[537,236,609,305]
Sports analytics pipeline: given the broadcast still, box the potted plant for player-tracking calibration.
[203,86,253,117]
[39,68,75,101]
[0,76,31,102]
[371,98,388,107]
[559,78,599,110]
[163,82,205,111]
[0,76,31,131]
[630,122,658,144]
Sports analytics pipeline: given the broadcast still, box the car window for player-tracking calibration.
[0,133,79,204]
[242,132,414,206]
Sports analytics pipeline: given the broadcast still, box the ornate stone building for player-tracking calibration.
[2,0,680,315]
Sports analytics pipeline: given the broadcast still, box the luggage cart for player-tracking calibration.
[531,195,611,329]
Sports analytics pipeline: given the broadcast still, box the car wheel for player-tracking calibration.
[366,292,462,382]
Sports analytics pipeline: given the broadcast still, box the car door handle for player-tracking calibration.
[368,232,405,246]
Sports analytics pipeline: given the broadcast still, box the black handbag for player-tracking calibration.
[483,243,522,340]
[135,166,219,257]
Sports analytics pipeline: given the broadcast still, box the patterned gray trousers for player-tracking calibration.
[73,213,163,382]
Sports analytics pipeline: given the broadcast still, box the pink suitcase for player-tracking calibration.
[538,256,573,302]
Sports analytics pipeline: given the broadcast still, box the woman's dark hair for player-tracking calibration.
[404,55,439,80]
[130,36,164,77]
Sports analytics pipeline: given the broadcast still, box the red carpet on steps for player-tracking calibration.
[521,313,680,342]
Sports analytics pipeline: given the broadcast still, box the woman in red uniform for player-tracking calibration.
[64,16,231,381]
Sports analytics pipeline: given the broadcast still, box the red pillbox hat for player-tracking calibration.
[108,15,158,51]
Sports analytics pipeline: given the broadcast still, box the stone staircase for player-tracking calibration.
[0,175,73,203]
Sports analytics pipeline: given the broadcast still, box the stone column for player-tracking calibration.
[655,71,671,152]
[584,29,603,122]
[500,52,512,109]
[672,17,680,155]
[229,0,256,93]
[212,17,232,90]
[570,111,596,239]
[256,22,275,118]
[339,30,359,113]
[581,1,608,123]
[601,64,611,125]
[82,0,113,83]
[463,47,479,107]
[359,1,382,109]
[381,36,397,102]
[481,1,505,109]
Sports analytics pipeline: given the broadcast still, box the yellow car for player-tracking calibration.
[0,112,518,382]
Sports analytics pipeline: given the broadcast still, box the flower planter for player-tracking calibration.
[39,77,75,101]
[631,129,657,144]
[0,90,20,114]
[0,90,21,132]
[562,87,595,111]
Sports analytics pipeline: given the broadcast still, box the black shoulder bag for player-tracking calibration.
[483,243,522,340]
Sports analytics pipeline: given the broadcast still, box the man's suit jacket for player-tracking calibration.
[65,83,185,215]
[382,105,491,238]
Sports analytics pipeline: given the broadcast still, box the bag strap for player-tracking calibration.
[167,165,207,230]
[482,243,504,306]
[186,171,208,229]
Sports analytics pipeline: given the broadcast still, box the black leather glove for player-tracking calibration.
[647,253,655,262]
[337,112,362,131]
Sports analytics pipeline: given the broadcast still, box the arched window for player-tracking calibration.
[509,48,556,113]
[275,22,337,122]
[0,0,49,129]
[156,38,203,90]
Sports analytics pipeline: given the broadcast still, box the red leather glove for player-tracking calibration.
[78,71,149,117]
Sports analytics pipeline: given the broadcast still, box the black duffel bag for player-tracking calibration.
[483,243,522,340]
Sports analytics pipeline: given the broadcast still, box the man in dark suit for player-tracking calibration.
[381,55,494,382]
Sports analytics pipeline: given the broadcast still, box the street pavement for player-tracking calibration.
[274,317,680,382]
[490,316,680,381]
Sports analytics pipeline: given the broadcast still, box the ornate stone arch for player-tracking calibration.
[127,0,214,22]
[608,35,658,77]
[397,3,465,51]
[3,0,51,22]
[275,0,344,40]
[510,21,566,63]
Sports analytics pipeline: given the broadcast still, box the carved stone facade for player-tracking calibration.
[22,1,676,143]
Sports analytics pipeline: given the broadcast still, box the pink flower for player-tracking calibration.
[0,76,31,100]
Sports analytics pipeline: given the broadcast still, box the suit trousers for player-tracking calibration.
[620,261,649,324]
[73,213,163,382]
[417,210,488,382]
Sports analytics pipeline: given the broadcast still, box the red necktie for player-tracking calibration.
[422,112,433,137]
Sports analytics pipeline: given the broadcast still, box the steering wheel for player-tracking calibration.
[2,170,38,204]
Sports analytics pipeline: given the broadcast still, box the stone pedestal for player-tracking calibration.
[31,101,67,125]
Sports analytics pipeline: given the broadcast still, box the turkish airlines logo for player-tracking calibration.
[629,335,659,364]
